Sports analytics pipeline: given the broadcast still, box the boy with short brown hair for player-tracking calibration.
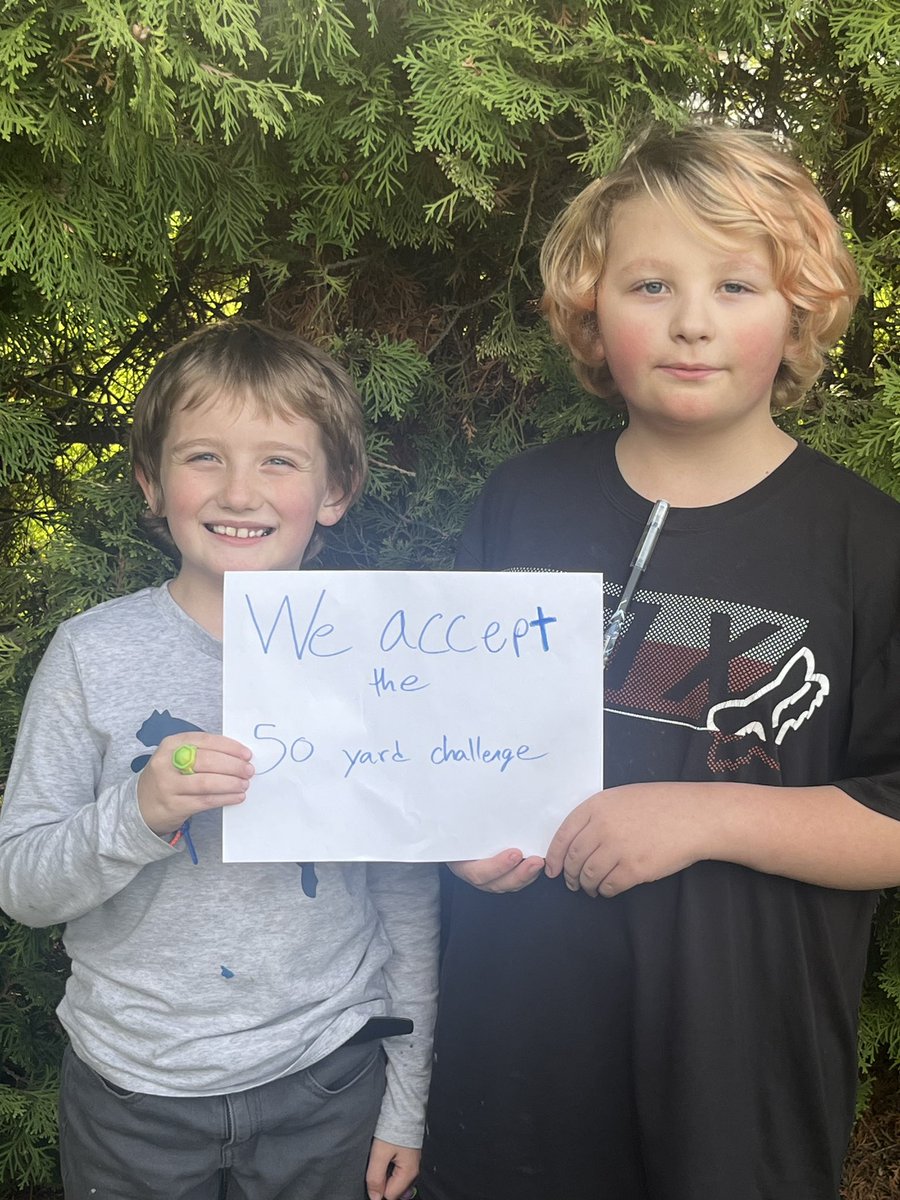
[0,320,438,1200]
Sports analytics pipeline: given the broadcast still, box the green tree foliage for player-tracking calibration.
[0,0,899,1190]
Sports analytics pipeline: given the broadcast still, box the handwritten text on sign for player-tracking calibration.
[222,571,604,862]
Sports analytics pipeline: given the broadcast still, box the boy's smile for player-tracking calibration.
[136,396,347,631]
[207,523,272,538]
[592,194,794,438]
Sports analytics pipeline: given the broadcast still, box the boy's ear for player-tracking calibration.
[580,325,607,367]
[135,466,164,516]
[315,485,352,529]
[574,296,607,366]
[783,308,803,355]
[582,330,607,366]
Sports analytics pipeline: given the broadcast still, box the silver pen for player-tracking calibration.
[603,499,670,665]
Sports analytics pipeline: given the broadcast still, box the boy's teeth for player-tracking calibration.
[210,525,270,538]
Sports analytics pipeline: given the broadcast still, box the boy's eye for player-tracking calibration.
[265,456,295,468]
[636,280,666,295]
[721,281,750,294]
[187,451,218,463]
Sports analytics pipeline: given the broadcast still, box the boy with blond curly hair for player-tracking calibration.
[421,124,900,1200]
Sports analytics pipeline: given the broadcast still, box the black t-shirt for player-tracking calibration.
[420,431,900,1200]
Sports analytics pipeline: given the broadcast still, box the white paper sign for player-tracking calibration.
[222,570,603,862]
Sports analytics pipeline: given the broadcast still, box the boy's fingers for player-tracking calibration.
[495,856,545,893]
[545,809,590,877]
[183,775,251,810]
[448,850,544,892]
[172,768,251,793]
[448,849,523,886]
[585,860,629,898]
[571,851,611,896]
[160,732,252,761]
[156,739,254,782]
[168,746,254,780]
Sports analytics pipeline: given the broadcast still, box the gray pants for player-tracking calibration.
[58,1041,385,1200]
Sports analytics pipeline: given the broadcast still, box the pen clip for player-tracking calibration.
[604,499,670,665]
[630,499,670,569]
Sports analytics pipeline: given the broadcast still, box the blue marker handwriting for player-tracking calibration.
[247,725,548,778]
[342,740,412,778]
[430,735,548,773]
[379,607,557,658]
[370,667,429,696]
[242,589,559,662]
[244,590,351,659]
[252,723,315,776]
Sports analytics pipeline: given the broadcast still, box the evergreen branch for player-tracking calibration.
[368,457,416,478]
[507,165,539,289]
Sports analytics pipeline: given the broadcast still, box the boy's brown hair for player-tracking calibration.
[130,320,367,559]
[540,122,860,408]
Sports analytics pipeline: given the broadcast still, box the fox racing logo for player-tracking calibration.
[705,648,828,773]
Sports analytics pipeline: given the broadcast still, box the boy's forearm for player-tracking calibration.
[545,779,900,897]
[367,862,440,1147]
[0,779,174,926]
[704,779,900,890]
[0,626,174,925]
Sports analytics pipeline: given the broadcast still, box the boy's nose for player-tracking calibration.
[219,466,261,510]
[670,294,713,342]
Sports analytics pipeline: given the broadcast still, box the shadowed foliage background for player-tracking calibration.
[1,1,899,1191]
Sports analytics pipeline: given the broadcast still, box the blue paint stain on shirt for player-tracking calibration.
[130,709,203,773]
[220,965,235,979]
[298,863,319,898]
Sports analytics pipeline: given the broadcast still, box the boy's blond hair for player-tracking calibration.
[131,319,367,559]
[540,123,860,408]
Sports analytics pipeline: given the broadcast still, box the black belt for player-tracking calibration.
[344,1016,414,1045]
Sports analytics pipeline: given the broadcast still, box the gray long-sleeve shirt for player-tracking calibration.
[0,583,438,1146]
